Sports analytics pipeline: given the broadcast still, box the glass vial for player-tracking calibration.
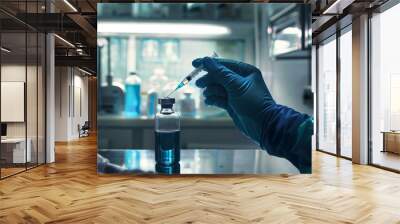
[155,98,180,166]
[125,72,141,117]
[147,89,158,117]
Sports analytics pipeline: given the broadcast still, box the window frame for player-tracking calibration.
[315,23,353,160]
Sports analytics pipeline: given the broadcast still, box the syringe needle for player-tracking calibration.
[166,81,185,97]
[166,88,177,98]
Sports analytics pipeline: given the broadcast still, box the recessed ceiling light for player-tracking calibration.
[63,0,78,12]
[1,47,11,53]
[98,21,231,36]
[78,67,92,76]
[54,34,75,48]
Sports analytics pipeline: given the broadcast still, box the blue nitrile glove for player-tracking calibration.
[192,57,312,173]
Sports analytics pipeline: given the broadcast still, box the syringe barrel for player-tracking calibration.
[179,52,218,89]
[187,52,217,80]
[186,66,203,80]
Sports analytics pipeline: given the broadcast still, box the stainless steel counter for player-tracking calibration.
[98,149,299,175]
[98,116,257,150]
[98,115,236,128]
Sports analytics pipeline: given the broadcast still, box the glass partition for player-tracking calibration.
[1,30,28,177]
[0,1,46,179]
[317,37,337,154]
[27,30,38,169]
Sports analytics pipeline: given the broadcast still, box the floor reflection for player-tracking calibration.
[98,149,299,174]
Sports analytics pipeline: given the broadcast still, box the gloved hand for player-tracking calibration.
[192,57,274,144]
[193,57,312,173]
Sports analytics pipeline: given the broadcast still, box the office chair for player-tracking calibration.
[78,121,90,138]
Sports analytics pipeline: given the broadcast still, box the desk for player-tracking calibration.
[382,131,400,154]
[1,138,31,163]
[98,149,299,175]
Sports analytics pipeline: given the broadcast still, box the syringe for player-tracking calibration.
[167,52,219,97]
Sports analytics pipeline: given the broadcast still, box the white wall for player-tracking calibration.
[1,65,38,137]
[72,73,89,138]
[1,65,26,140]
[55,66,68,141]
[55,67,89,141]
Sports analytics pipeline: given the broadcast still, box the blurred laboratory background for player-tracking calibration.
[97,3,312,150]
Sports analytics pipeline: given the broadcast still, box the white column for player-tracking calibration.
[46,32,55,163]
[352,14,369,164]
[45,0,56,163]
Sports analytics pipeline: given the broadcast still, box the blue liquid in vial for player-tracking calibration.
[147,93,157,117]
[155,130,180,166]
[155,163,180,175]
[125,84,141,116]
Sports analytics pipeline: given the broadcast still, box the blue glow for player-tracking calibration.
[124,150,141,170]
[125,84,141,116]
[155,130,180,166]
[147,93,157,117]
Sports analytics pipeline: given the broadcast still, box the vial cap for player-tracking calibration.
[158,97,175,108]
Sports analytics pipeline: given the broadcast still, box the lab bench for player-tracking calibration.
[98,116,257,150]
[98,149,299,175]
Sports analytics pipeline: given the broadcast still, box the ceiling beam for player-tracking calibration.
[55,55,96,73]
[67,13,97,46]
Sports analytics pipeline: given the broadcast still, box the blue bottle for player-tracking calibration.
[124,72,141,117]
[147,89,158,117]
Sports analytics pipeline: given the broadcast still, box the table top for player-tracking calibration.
[98,149,299,175]
[381,131,400,134]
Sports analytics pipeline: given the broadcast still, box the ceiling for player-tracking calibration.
[1,0,391,74]
[0,0,99,74]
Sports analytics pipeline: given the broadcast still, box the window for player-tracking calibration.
[370,3,400,171]
[339,29,352,158]
[317,37,337,154]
